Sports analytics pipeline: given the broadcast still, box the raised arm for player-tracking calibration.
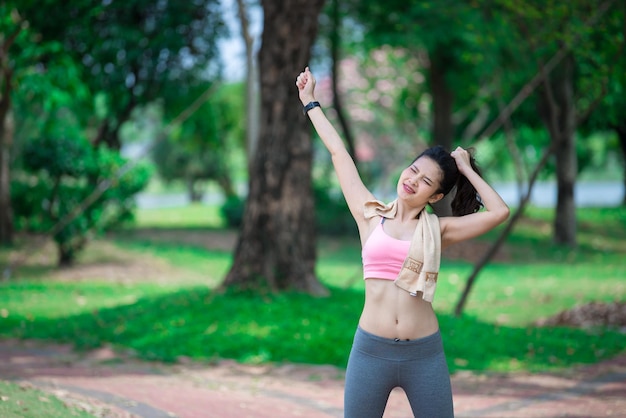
[440,147,510,248]
[296,67,374,226]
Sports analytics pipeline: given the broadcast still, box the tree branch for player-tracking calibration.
[454,140,556,316]
[475,0,616,143]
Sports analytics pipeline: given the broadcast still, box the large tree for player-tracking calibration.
[223,0,327,295]
[503,0,622,245]
[1,4,64,246]
[19,0,226,150]
[0,5,23,246]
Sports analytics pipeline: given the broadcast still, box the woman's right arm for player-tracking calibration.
[296,67,374,224]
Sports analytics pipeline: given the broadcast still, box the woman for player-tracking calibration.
[296,67,510,417]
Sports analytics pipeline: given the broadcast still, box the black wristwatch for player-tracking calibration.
[303,101,321,115]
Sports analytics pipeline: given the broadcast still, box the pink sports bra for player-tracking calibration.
[362,219,411,280]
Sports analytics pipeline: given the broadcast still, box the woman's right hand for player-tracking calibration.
[295,66,316,105]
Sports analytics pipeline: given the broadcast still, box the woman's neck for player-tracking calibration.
[394,201,426,221]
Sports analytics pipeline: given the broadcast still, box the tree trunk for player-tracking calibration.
[93,98,136,150]
[187,178,203,202]
[0,16,24,247]
[614,123,626,206]
[58,245,75,267]
[216,170,237,199]
[236,0,261,173]
[0,65,14,246]
[57,235,86,267]
[545,56,577,246]
[330,0,357,163]
[428,50,454,152]
[426,49,456,217]
[222,0,327,295]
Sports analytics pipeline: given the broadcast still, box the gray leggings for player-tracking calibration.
[344,327,454,418]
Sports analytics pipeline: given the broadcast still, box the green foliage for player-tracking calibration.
[151,132,228,197]
[487,0,626,147]
[1,270,624,372]
[342,0,502,123]
[313,178,356,236]
[0,206,624,373]
[0,380,95,418]
[14,0,227,149]
[151,82,245,200]
[333,0,625,189]
[12,136,151,265]
[22,135,95,177]
[578,3,626,133]
[220,195,245,228]
[19,0,226,102]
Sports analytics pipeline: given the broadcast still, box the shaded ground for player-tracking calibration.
[536,302,626,331]
[3,230,625,416]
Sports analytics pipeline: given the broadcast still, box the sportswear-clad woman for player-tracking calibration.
[296,67,510,418]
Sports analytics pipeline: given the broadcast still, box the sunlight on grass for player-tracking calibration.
[0,282,177,320]
[1,205,624,374]
[133,203,226,229]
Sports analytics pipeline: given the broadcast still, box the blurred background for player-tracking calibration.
[1,0,624,259]
[0,0,625,381]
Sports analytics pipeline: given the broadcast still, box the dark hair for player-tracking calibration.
[415,145,483,216]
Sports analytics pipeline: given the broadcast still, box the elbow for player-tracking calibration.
[495,205,510,225]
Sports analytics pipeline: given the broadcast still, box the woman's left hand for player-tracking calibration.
[450,146,472,175]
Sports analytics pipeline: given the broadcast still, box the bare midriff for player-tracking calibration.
[359,278,439,340]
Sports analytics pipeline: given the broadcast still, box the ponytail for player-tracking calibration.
[450,151,483,216]
[415,145,484,217]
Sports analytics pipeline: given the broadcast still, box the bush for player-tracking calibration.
[12,135,151,265]
[220,195,245,228]
[313,180,356,236]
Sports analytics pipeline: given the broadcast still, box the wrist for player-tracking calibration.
[302,100,321,115]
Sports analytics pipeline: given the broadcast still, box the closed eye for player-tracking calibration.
[410,165,434,186]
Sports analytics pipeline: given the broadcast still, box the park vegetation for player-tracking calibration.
[0,204,624,372]
[0,0,624,389]
[1,0,624,288]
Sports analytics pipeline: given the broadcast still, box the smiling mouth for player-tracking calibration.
[403,184,415,194]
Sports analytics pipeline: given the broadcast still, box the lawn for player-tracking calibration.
[1,203,624,375]
[0,381,94,418]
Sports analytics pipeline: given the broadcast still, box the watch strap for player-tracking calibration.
[303,101,321,115]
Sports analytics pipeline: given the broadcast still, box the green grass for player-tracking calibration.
[130,202,226,229]
[1,204,625,375]
[0,381,94,418]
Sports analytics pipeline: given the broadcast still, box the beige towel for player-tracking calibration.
[364,199,441,302]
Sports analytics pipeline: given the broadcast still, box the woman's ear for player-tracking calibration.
[429,193,444,204]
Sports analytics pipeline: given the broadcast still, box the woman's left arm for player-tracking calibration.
[440,147,510,249]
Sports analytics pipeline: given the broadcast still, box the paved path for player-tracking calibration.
[1,339,625,417]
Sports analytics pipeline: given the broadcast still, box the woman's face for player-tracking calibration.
[397,156,444,204]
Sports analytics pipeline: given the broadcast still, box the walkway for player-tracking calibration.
[1,339,625,417]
